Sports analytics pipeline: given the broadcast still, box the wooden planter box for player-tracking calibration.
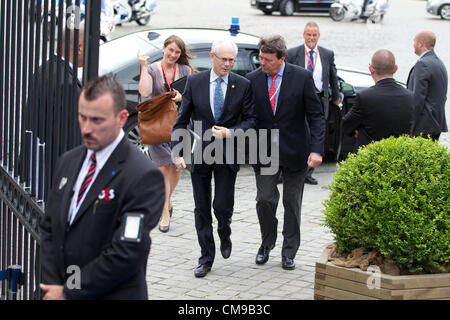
[314,247,450,300]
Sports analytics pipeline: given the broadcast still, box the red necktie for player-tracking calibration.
[77,152,97,206]
[269,74,278,113]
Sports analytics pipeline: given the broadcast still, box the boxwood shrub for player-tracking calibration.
[323,136,450,273]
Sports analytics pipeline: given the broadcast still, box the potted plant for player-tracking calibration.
[314,136,450,300]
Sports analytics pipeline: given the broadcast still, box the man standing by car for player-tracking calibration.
[407,30,448,140]
[286,21,340,185]
[342,49,414,151]
[173,39,255,278]
[246,35,325,270]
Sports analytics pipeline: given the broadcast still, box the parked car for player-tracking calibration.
[250,0,334,16]
[426,0,450,20]
[99,27,372,161]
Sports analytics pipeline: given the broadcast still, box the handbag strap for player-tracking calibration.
[148,63,167,93]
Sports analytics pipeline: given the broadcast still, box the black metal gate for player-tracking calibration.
[0,0,100,300]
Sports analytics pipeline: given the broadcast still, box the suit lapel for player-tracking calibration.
[256,69,274,117]
[407,65,414,89]
[71,138,128,227]
[319,46,328,91]
[59,148,87,230]
[275,63,291,117]
[218,73,235,122]
[297,45,306,68]
[205,70,216,123]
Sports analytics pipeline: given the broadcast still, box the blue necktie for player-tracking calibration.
[214,77,224,122]
[308,50,315,72]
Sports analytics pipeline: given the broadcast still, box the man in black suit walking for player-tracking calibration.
[40,75,165,299]
[343,49,414,151]
[286,22,341,185]
[246,35,325,270]
[173,39,255,278]
[407,30,448,140]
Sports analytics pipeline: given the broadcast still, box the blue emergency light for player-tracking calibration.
[229,16,240,36]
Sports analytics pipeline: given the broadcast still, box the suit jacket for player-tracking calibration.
[246,63,326,172]
[342,78,414,150]
[40,137,165,300]
[172,70,256,172]
[407,50,448,135]
[26,54,82,142]
[286,44,340,119]
[21,55,83,184]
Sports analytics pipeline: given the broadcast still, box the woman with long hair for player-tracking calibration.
[137,35,195,232]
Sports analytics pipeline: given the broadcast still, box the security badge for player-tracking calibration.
[121,213,144,243]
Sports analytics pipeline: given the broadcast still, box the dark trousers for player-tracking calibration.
[190,164,237,267]
[255,166,307,259]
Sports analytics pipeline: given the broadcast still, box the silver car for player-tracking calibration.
[426,0,450,20]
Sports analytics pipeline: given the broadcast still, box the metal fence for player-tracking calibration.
[0,0,100,300]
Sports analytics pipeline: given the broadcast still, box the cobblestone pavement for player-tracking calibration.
[146,162,336,300]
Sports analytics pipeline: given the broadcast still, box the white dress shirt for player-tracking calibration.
[304,44,323,93]
[67,129,125,225]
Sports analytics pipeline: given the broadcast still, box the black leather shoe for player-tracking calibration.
[255,245,274,265]
[220,238,232,259]
[304,176,318,185]
[194,264,211,278]
[282,257,296,270]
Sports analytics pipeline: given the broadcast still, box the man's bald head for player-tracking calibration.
[415,30,436,50]
[413,30,436,56]
[371,49,397,77]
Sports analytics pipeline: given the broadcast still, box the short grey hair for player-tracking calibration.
[304,21,320,33]
[211,39,238,56]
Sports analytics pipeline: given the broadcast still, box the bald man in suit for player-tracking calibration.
[407,30,448,140]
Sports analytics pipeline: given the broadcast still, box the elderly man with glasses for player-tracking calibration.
[172,39,256,278]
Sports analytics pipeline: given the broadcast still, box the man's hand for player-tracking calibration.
[332,97,341,105]
[40,284,65,300]
[175,157,186,170]
[171,89,182,103]
[307,153,323,169]
[212,126,231,139]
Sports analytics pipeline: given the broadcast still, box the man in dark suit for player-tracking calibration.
[286,22,340,185]
[39,75,165,300]
[172,39,255,278]
[407,30,448,140]
[21,25,84,186]
[246,35,325,270]
[343,49,414,151]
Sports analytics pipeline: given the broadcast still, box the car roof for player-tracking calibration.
[99,28,260,75]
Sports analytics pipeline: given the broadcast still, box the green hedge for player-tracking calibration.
[323,136,450,273]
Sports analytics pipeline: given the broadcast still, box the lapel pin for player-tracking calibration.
[59,177,68,190]
[232,85,235,89]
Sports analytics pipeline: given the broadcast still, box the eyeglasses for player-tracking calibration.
[214,53,235,64]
